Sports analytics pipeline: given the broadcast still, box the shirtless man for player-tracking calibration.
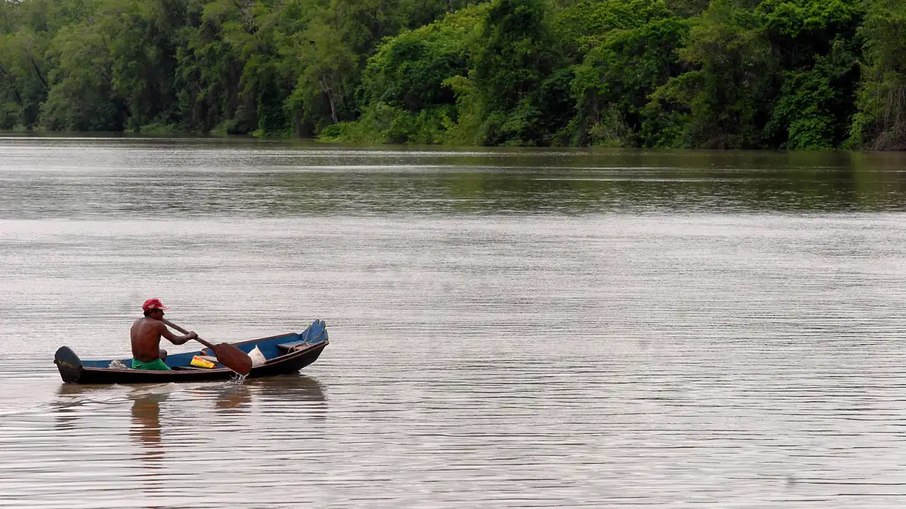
[130,298,198,370]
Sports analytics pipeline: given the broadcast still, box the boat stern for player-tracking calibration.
[54,346,84,383]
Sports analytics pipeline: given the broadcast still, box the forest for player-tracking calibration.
[1,0,904,150]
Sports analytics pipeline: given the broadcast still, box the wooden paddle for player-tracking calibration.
[163,319,252,375]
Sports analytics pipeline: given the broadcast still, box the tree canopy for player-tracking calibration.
[1,0,903,150]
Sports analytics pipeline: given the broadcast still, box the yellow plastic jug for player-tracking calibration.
[190,355,216,368]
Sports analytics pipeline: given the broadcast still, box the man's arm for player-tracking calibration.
[159,322,198,345]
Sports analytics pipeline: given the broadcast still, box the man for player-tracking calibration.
[130,298,198,370]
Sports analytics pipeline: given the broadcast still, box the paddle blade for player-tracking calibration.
[211,343,253,375]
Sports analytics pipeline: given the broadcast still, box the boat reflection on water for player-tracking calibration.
[184,374,327,412]
[213,383,253,411]
[54,375,327,465]
[248,373,327,402]
[249,374,329,423]
[53,383,108,432]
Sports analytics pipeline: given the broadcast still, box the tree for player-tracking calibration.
[649,0,773,148]
[104,0,188,131]
[0,29,52,129]
[41,21,126,131]
[568,2,687,146]
[0,0,65,129]
[174,0,246,132]
[852,0,906,150]
[468,0,568,145]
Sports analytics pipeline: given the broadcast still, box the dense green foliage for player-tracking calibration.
[0,0,904,149]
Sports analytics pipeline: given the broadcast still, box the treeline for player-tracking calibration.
[1,0,905,149]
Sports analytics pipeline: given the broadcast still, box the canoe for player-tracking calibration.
[54,319,328,384]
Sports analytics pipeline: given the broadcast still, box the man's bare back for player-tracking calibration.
[131,317,172,362]
[130,303,197,362]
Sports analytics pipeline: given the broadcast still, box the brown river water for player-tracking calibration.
[2,136,906,507]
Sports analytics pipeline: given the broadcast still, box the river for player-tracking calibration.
[1,136,906,507]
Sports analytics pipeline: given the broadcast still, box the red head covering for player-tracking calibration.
[141,298,169,312]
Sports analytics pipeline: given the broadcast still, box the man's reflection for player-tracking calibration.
[129,389,169,462]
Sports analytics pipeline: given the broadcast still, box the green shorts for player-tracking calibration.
[131,358,171,371]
